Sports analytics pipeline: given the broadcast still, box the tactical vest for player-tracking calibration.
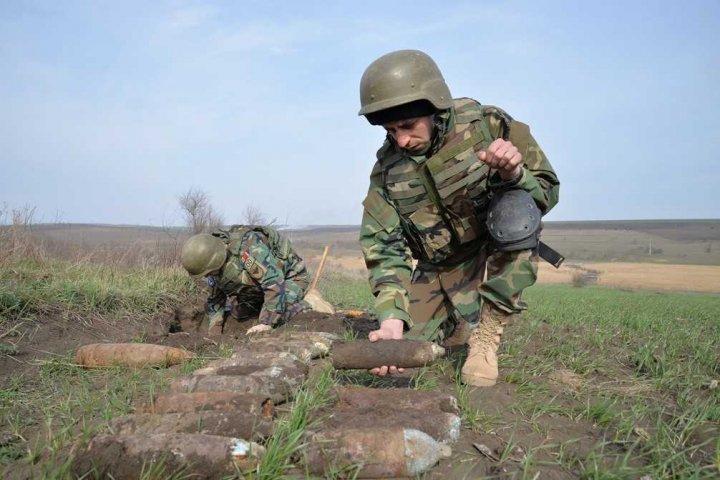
[379,98,499,264]
[212,225,294,261]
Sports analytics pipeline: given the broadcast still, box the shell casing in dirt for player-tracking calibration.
[138,391,276,415]
[193,355,308,377]
[331,340,446,369]
[322,387,461,444]
[206,350,301,368]
[239,332,338,361]
[110,411,274,441]
[317,409,460,445]
[75,343,194,368]
[168,368,305,404]
[72,433,265,479]
[304,427,449,478]
[333,386,460,415]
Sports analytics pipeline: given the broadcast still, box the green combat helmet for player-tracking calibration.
[181,233,227,277]
[359,49,452,125]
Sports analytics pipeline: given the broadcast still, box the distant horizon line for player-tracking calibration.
[11,218,720,231]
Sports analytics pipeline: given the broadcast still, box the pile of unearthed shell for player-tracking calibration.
[302,386,461,477]
[71,330,461,479]
[71,332,336,478]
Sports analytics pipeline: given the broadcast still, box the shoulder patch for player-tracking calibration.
[240,251,255,270]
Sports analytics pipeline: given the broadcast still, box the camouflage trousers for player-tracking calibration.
[406,247,538,342]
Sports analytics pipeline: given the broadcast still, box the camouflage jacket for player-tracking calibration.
[207,225,309,327]
[359,98,560,325]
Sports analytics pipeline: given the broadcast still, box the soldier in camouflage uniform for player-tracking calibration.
[358,50,560,386]
[181,225,325,335]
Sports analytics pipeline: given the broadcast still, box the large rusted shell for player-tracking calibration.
[168,374,295,404]
[193,355,307,377]
[110,411,273,441]
[72,433,265,479]
[304,427,448,478]
[137,391,275,415]
[331,340,445,369]
[75,343,194,368]
[333,386,460,414]
[238,332,338,361]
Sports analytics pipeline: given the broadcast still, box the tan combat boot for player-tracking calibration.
[460,303,511,386]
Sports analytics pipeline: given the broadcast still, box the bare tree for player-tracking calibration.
[178,188,224,234]
[242,204,276,226]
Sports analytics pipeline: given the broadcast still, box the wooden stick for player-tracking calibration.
[310,245,330,290]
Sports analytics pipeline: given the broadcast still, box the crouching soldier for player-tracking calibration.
[181,225,334,335]
[357,50,561,386]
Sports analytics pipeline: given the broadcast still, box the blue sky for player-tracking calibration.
[1,0,718,225]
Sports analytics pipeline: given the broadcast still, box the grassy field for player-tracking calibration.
[1,220,719,478]
[2,263,718,478]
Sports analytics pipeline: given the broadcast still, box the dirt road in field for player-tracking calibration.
[308,254,720,294]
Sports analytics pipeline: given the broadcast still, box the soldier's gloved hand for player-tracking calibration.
[478,138,523,181]
[368,318,405,376]
[246,324,272,335]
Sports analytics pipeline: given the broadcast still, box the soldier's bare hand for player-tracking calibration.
[246,324,272,335]
[478,138,523,180]
[368,318,405,376]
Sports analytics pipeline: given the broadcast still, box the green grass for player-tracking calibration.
[316,272,373,311]
[251,365,336,479]
[0,259,197,320]
[502,285,720,478]
[523,285,720,393]
[0,360,192,478]
[0,259,200,477]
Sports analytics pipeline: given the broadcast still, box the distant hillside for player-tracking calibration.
[16,219,720,266]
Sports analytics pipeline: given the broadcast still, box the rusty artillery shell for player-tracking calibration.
[331,340,445,369]
[321,387,461,444]
[317,409,460,445]
[334,386,459,415]
[75,343,194,368]
[206,350,301,366]
[193,355,308,377]
[305,428,450,478]
[72,433,264,479]
[168,366,306,404]
[139,392,275,415]
[110,411,273,441]
[240,332,338,361]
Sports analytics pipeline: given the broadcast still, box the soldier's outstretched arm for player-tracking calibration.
[360,186,414,376]
[359,187,414,327]
[242,236,288,327]
[206,285,227,329]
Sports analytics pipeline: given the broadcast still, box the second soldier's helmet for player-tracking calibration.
[181,233,227,277]
[359,49,452,125]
